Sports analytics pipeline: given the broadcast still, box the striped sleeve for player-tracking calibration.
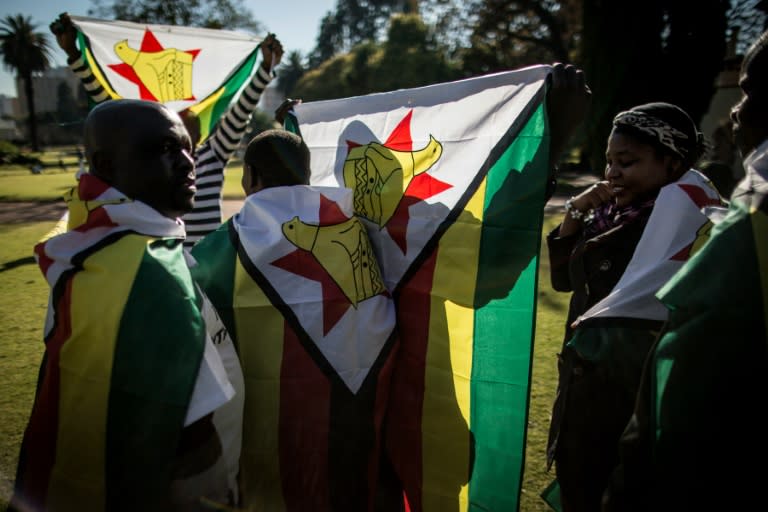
[68,55,111,104]
[183,143,226,248]
[208,65,274,163]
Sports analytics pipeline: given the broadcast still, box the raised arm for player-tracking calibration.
[207,33,285,163]
[50,12,111,105]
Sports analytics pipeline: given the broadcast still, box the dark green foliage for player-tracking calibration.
[296,14,460,101]
[88,0,263,32]
[0,15,52,152]
[276,51,306,97]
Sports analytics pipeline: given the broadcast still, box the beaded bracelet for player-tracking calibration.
[564,198,595,222]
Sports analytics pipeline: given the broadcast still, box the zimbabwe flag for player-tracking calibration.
[12,174,207,511]
[191,185,398,510]
[292,65,552,510]
[70,15,264,142]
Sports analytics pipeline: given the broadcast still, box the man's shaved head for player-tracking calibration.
[83,99,196,218]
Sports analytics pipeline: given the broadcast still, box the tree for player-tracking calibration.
[276,51,307,98]
[89,0,263,32]
[580,0,728,173]
[308,0,420,67]
[0,14,51,152]
[295,14,459,101]
[459,0,581,76]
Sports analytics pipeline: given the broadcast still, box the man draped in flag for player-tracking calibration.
[275,64,589,511]
[603,29,768,512]
[12,100,235,511]
[543,102,722,512]
[50,13,283,247]
[190,129,398,510]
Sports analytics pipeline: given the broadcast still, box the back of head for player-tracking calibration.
[244,129,310,189]
[612,102,704,169]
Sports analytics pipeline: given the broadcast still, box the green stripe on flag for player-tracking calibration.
[190,221,238,344]
[190,47,261,142]
[470,104,548,509]
[106,237,205,508]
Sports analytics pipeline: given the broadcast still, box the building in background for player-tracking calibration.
[0,94,21,140]
[14,66,88,146]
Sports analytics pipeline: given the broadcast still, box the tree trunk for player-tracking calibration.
[580,0,664,175]
[22,71,39,152]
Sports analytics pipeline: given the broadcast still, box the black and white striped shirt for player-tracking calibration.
[69,56,274,247]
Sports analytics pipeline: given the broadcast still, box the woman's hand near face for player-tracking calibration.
[570,181,614,211]
[559,181,615,237]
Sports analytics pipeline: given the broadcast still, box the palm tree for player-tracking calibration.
[0,15,52,151]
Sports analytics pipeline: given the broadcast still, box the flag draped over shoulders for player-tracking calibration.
[290,65,552,511]
[71,15,263,141]
[12,174,208,512]
[567,170,723,362]
[191,185,398,511]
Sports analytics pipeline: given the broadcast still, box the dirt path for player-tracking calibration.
[0,201,68,224]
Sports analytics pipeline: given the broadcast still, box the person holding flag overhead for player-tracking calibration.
[602,29,768,512]
[545,101,722,512]
[11,99,236,511]
[50,12,284,247]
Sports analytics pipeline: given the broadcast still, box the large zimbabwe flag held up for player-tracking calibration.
[12,174,211,511]
[292,65,553,510]
[70,15,264,142]
[191,185,398,511]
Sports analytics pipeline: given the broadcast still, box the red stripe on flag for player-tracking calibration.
[367,335,399,510]
[75,207,118,232]
[678,183,721,208]
[15,278,74,509]
[34,242,54,277]
[279,324,331,511]
[78,173,111,200]
[385,247,439,512]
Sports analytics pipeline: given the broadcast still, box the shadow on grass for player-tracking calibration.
[0,256,36,272]
[538,288,568,313]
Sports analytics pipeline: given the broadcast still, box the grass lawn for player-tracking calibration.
[0,158,246,203]
[0,169,568,511]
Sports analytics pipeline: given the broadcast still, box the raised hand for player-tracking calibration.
[260,33,284,70]
[547,62,592,168]
[49,12,79,60]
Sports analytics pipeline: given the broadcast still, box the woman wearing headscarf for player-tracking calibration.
[544,102,722,512]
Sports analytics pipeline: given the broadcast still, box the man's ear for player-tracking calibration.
[89,151,115,184]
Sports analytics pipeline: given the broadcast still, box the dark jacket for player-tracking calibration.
[547,216,650,344]
[545,212,660,512]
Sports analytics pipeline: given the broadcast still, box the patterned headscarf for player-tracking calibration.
[613,102,703,164]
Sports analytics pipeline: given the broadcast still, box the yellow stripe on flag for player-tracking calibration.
[422,180,486,510]
[83,45,120,100]
[48,234,146,510]
[189,86,226,140]
[234,260,287,511]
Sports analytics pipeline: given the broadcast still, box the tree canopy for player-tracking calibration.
[0,14,52,151]
[88,0,263,32]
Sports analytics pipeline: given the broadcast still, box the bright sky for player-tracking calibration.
[0,0,337,96]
